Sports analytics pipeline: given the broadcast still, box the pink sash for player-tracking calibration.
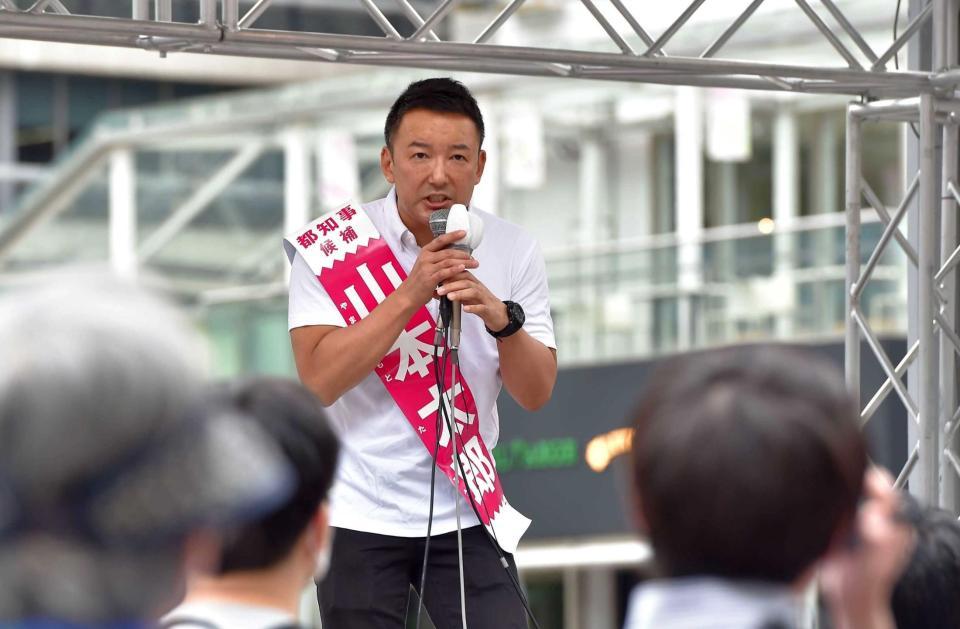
[284,202,530,553]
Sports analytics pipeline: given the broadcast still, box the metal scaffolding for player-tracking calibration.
[0,0,944,96]
[1,0,960,508]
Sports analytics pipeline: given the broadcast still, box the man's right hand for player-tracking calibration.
[399,230,479,306]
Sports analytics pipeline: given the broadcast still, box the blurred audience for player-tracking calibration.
[0,274,293,627]
[161,378,339,629]
[624,344,912,629]
[889,494,960,628]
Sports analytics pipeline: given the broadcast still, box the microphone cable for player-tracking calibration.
[417,295,459,629]
[446,348,544,629]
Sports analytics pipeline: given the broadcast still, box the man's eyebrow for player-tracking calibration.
[407,141,474,151]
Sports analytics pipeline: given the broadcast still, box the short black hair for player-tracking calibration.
[630,344,867,583]
[383,77,485,150]
[216,378,339,573]
[892,495,960,629]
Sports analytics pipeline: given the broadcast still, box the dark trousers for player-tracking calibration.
[318,526,528,629]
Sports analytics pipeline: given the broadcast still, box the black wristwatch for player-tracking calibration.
[486,301,525,339]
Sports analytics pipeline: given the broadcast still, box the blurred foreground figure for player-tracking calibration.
[162,378,340,629]
[889,495,960,628]
[0,274,293,627]
[626,344,913,629]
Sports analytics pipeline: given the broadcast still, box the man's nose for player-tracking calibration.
[428,158,447,184]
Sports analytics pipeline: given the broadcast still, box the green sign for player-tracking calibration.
[493,437,579,472]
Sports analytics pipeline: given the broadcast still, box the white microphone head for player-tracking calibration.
[468,212,484,250]
[446,204,470,237]
[428,204,481,253]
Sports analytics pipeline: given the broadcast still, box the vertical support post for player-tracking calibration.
[675,87,704,351]
[579,569,616,629]
[199,0,217,27]
[155,0,171,22]
[919,93,941,504]
[940,117,958,512]
[562,568,579,629]
[940,0,960,512]
[814,113,840,331]
[109,148,138,279]
[284,128,311,282]
[845,106,862,410]
[579,132,606,358]
[773,107,799,338]
[0,72,15,213]
[223,0,239,31]
[132,0,148,19]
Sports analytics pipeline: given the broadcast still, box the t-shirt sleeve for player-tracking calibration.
[287,251,347,330]
[511,238,557,350]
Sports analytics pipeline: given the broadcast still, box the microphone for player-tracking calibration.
[428,204,484,352]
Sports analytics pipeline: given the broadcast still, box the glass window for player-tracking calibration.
[703,110,774,228]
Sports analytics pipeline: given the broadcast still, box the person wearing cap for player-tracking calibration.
[288,77,557,628]
[161,378,340,629]
[0,274,294,628]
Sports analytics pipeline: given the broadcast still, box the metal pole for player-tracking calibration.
[873,3,934,70]
[109,148,137,279]
[154,0,170,22]
[644,0,708,56]
[199,0,217,28]
[223,0,238,32]
[132,0,149,20]
[474,0,525,44]
[284,128,311,284]
[408,0,458,42]
[845,105,862,410]
[919,93,941,504]
[794,0,862,69]
[938,0,960,512]
[357,0,402,40]
[607,0,655,49]
[701,0,766,59]
[939,121,957,510]
[238,0,274,30]
[580,0,636,55]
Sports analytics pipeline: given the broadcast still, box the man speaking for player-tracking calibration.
[285,77,557,629]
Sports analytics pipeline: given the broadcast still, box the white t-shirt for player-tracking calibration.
[288,190,556,538]
[161,600,298,629]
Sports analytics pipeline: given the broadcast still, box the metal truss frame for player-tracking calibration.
[847,93,960,512]
[1,0,960,510]
[0,0,949,98]
[843,0,960,513]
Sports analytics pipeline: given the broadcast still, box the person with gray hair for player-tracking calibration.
[0,273,295,627]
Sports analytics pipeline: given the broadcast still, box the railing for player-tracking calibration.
[545,210,905,364]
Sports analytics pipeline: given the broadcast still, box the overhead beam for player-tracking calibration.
[0,10,934,96]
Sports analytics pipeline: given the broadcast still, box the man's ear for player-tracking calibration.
[474,149,487,184]
[381,146,396,184]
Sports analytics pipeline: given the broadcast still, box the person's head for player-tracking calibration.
[891,495,960,628]
[214,377,340,583]
[629,344,867,584]
[381,77,486,237]
[0,272,293,623]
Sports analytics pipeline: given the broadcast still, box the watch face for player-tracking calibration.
[508,301,525,327]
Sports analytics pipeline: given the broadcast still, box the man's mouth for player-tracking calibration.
[423,195,452,210]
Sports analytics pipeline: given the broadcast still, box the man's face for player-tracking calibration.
[381,108,486,233]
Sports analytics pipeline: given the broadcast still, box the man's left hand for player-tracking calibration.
[437,271,508,332]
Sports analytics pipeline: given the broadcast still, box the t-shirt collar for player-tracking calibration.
[382,187,419,250]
